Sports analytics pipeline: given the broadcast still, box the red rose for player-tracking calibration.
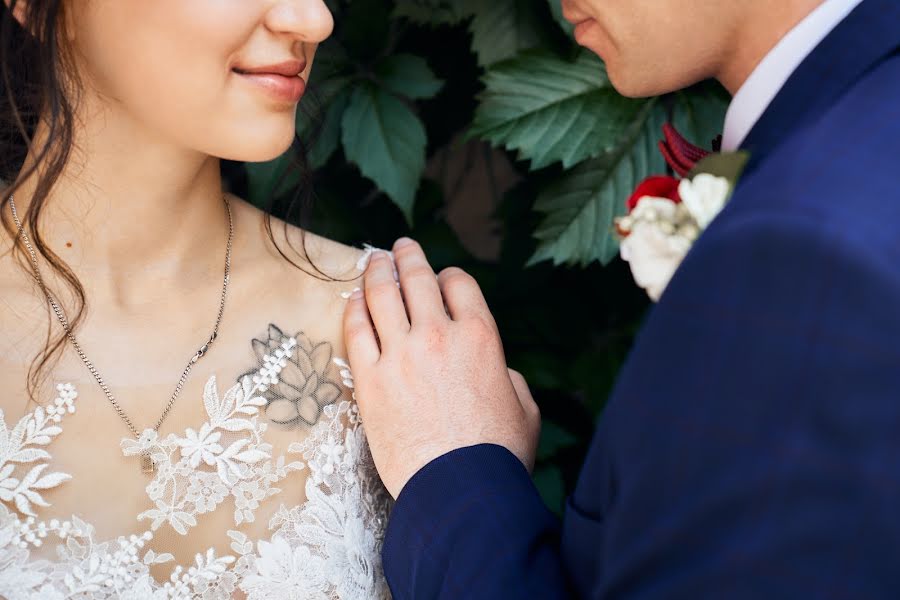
[627,175,681,212]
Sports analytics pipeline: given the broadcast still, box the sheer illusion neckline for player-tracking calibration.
[0,245,395,600]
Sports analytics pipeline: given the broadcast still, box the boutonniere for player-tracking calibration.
[615,124,750,302]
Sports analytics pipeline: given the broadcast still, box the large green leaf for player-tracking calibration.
[538,422,579,461]
[470,50,646,170]
[341,84,426,225]
[244,150,301,208]
[673,81,730,152]
[462,0,546,66]
[309,86,353,169]
[547,0,573,36]
[297,76,354,169]
[376,54,445,100]
[528,100,668,267]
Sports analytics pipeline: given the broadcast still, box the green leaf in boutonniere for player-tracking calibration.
[688,151,751,188]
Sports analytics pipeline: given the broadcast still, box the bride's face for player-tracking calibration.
[561,0,741,98]
[66,0,333,161]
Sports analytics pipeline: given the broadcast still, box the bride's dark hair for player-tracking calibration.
[0,0,337,401]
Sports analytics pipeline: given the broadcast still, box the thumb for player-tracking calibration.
[508,368,534,408]
[508,368,540,471]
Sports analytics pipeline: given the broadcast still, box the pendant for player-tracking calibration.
[140,451,155,475]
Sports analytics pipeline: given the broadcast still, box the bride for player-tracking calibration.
[0,0,394,598]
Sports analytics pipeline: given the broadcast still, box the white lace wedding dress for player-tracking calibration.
[0,247,393,599]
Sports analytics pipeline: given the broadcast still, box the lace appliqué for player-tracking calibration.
[233,400,392,600]
[0,350,391,598]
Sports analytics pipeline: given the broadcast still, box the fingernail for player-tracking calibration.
[394,237,414,248]
[350,288,363,300]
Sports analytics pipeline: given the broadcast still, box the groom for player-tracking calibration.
[343,0,900,596]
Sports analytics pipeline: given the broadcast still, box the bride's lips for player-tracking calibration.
[233,59,307,104]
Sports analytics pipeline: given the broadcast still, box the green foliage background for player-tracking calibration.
[224,0,728,513]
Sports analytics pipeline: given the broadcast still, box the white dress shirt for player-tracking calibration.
[721,0,866,151]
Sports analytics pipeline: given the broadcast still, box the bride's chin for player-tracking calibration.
[218,124,296,163]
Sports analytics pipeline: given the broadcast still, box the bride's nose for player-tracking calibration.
[265,0,334,43]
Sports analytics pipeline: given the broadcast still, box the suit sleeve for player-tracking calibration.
[582,212,900,598]
[382,444,571,599]
[381,210,900,599]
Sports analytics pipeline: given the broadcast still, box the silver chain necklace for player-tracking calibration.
[8,193,234,474]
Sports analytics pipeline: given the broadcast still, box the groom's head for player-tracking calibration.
[561,0,825,97]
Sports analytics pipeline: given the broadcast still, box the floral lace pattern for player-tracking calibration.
[0,337,392,599]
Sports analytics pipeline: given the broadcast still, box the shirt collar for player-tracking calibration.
[721,0,866,152]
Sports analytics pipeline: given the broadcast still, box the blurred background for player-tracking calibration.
[222,0,729,513]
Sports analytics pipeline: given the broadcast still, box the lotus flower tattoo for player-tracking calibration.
[240,324,344,428]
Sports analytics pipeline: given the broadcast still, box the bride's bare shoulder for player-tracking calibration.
[228,193,377,294]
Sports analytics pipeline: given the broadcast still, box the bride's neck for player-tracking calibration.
[7,109,230,306]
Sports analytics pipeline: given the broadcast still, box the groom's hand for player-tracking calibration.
[343,238,541,499]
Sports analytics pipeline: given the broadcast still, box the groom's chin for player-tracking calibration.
[576,42,662,99]
[604,57,707,100]
[602,61,665,100]
[605,70,654,99]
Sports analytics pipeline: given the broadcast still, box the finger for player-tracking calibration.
[436,266,491,322]
[343,288,380,368]
[509,368,539,419]
[508,368,541,472]
[364,250,410,346]
[392,238,446,326]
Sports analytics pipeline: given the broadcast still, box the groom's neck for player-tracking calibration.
[717,0,826,95]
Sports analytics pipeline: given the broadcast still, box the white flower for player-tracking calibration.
[185,475,229,514]
[121,429,158,457]
[317,441,345,477]
[328,515,381,599]
[618,174,732,302]
[234,479,264,508]
[118,576,169,600]
[620,216,692,302]
[628,196,682,223]
[678,173,731,229]
[242,537,329,599]
[177,423,224,468]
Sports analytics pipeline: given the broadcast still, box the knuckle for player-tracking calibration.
[438,266,474,286]
[364,280,399,301]
[464,313,498,341]
[343,320,370,342]
[527,398,541,421]
[401,264,436,282]
[420,322,449,350]
[344,322,371,347]
[365,255,394,283]
[408,322,447,355]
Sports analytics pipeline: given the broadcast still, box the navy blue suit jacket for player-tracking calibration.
[382,1,900,597]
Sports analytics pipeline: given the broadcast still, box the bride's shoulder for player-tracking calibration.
[228,193,384,302]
